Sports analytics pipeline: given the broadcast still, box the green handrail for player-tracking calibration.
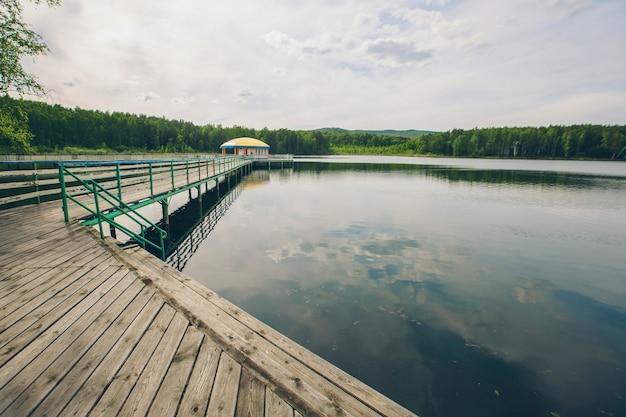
[60,166,167,259]
[58,156,253,260]
[86,179,167,256]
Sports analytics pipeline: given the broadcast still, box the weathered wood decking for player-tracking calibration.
[0,202,417,417]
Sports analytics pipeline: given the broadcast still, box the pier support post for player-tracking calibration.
[197,185,203,215]
[161,200,170,236]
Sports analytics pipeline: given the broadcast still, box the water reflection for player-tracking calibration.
[222,278,559,416]
[144,170,270,268]
[178,159,625,417]
[297,160,625,190]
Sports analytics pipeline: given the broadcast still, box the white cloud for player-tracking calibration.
[137,92,159,102]
[19,0,626,131]
[272,67,288,76]
[549,0,595,17]
[361,39,433,67]
[264,30,340,59]
[172,95,195,105]
[234,89,253,104]
[63,78,81,88]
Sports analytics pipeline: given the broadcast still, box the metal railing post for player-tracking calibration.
[149,162,154,196]
[140,225,146,249]
[92,182,104,239]
[59,166,69,222]
[170,161,175,190]
[116,164,122,200]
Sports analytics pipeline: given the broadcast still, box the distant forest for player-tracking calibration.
[2,97,625,159]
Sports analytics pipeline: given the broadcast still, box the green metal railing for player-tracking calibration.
[57,156,252,260]
[60,166,167,259]
[0,154,290,211]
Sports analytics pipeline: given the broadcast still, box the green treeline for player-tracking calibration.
[1,97,625,159]
[331,125,626,159]
[1,97,332,154]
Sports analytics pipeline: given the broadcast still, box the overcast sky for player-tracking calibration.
[22,0,626,131]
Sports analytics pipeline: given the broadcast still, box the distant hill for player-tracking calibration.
[316,127,437,138]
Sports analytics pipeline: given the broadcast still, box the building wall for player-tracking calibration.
[221,148,269,157]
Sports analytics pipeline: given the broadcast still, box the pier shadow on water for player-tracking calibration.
[142,170,269,269]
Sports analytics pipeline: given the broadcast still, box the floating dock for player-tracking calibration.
[0,156,417,417]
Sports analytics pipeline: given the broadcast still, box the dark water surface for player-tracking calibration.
[178,156,626,417]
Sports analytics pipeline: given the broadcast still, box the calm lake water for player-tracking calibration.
[175,156,625,417]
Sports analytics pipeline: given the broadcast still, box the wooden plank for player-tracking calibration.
[116,312,189,417]
[0,180,60,196]
[27,286,154,417]
[0,243,119,326]
[0,229,49,253]
[0,239,110,313]
[0,225,72,266]
[205,352,242,417]
[0,268,134,407]
[0,222,86,266]
[0,263,119,354]
[0,213,65,251]
[2,279,145,417]
[0,267,52,294]
[266,388,294,417]
[46,239,118,270]
[42,229,118,269]
[0,266,65,310]
[235,368,266,417]
[147,325,205,417]
[0,167,58,180]
[1,237,113,289]
[0,175,61,189]
[3,236,82,270]
[0,190,59,208]
[53,294,165,417]
[0,209,65,255]
[0,265,127,370]
[0,265,85,323]
[176,335,222,416]
[87,304,176,417]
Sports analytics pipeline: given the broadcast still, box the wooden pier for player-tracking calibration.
[0,201,417,416]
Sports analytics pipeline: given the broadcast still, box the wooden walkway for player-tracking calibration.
[0,202,417,417]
